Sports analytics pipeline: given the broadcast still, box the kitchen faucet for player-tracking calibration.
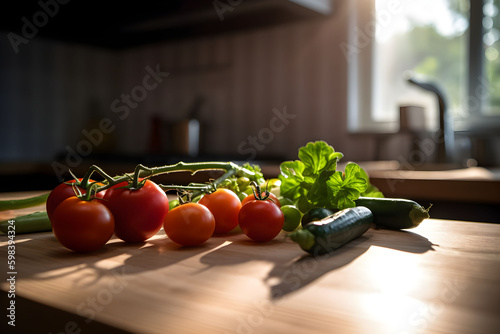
[405,71,455,163]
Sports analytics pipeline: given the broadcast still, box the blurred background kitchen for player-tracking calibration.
[1,0,499,221]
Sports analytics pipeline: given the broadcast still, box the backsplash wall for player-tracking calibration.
[0,36,120,162]
[113,8,367,160]
[1,1,377,165]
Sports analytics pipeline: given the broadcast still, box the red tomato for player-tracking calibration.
[238,200,284,242]
[163,203,215,246]
[51,196,115,252]
[241,192,281,208]
[46,179,105,220]
[198,189,242,234]
[103,179,168,243]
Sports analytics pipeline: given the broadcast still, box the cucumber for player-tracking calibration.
[289,206,373,255]
[355,197,430,230]
[301,207,336,227]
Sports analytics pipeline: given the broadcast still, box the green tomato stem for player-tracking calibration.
[79,161,255,196]
[159,167,237,198]
[79,165,119,191]
[249,181,270,201]
[136,161,248,179]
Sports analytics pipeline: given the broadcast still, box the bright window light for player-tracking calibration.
[372,0,469,128]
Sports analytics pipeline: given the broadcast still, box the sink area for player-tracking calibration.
[353,160,500,180]
[356,160,464,171]
[348,160,500,223]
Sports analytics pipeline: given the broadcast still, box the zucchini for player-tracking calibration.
[289,206,373,255]
[0,211,52,234]
[355,197,430,230]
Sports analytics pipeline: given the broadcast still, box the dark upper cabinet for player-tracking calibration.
[1,0,334,49]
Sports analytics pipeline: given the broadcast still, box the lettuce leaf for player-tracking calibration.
[279,160,312,202]
[279,141,381,213]
[326,162,368,209]
[298,141,343,176]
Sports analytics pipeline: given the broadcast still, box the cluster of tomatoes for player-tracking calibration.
[46,178,285,253]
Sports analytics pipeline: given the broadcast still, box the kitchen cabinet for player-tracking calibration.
[1,0,334,49]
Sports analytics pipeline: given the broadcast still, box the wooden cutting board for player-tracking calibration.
[1,192,500,334]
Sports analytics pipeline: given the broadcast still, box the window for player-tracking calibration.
[478,0,500,116]
[348,0,500,133]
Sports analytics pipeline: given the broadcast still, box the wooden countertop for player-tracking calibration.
[1,192,500,334]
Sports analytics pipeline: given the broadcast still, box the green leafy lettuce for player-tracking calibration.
[279,141,383,213]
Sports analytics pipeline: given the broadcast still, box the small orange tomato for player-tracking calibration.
[163,203,215,246]
[198,189,242,234]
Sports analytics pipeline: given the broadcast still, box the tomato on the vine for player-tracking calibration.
[51,196,115,252]
[241,192,281,208]
[163,203,215,246]
[103,179,169,243]
[238,200,284,242]
[198,188,241,234]
[46,179,105,220]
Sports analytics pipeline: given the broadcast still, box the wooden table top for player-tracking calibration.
[1,191,500,334]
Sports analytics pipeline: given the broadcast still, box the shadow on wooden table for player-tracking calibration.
[1,226,436,304]
[267,228,436,300]
[0,233,229,287]
[199,227,436,301]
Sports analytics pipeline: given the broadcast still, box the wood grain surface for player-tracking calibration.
[1,192,500,334]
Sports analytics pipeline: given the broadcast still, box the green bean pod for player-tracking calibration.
[0,193,49,211]
[0,211,52,234]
